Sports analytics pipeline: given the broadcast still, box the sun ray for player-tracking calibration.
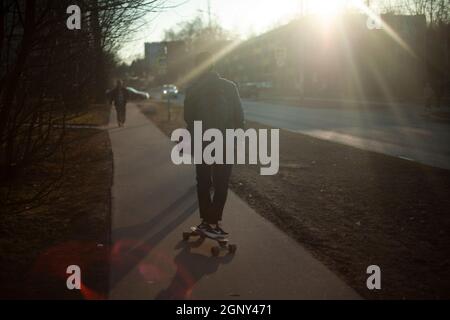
[337,18,366,102]
[176,38,243,87]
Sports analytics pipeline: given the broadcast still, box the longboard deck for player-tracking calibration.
[183,227,237,256]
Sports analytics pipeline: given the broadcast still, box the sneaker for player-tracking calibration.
[215,225,229,237]
[196,221,209,232]
[203,225,227,239]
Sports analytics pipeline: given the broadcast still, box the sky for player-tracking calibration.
[117,0,376,62]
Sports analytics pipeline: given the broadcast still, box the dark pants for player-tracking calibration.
[115,104,126,124]
[196,164,233,224]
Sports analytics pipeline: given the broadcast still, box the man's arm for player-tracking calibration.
[231,84,244,129]
[124,88,130,103]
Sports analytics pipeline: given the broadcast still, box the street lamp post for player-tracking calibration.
[167,95,171,121]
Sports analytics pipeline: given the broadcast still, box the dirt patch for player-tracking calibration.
[0,128,113,299]
[138,101,450,300]
[138,100,183,135]
[67,103,112,126]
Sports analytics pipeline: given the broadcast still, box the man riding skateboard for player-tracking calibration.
[184,51,244,239]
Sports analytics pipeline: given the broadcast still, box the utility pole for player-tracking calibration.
[207,0,211,28]
[298,0,306,100]
[298,0,305,17]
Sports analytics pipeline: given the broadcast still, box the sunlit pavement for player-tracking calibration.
[242,99,450,170]
[107,103,360,300]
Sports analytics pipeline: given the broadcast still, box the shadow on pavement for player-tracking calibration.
[112,186,196,239]
[109,186,198,290]
[108,122,152,135]
[155,239,235,300]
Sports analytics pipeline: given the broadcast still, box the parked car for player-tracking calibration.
[162,84,178,99]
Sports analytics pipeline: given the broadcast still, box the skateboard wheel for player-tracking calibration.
[219,240,228,247]
[182,232,190,241]
[228,244,237,254]
[211,246,220,257]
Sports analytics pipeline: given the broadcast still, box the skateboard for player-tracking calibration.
[182,226,237,257]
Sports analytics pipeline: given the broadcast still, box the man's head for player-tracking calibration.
[116,80,123,88]
[194,51,214,75]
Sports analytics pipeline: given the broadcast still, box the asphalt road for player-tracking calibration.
[151,90,450,170]
[242,99,450,170]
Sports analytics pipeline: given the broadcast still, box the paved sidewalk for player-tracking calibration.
[107,103,360,300]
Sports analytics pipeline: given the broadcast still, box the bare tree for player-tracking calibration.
[0,0,165,211]
[164,14,234,52]
[386,0,450,25]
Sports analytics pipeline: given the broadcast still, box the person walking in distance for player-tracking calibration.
[109,80,129,127]
[184,51,244,239]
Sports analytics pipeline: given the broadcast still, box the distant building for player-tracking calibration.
[217,14,427,100]
[144,41,187,85]
[165,41,189,83]
[144,42,167,75]
[144,38,237,87]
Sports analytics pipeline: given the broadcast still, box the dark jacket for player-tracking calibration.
[184,72,244,133]
[108,87,129,106]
